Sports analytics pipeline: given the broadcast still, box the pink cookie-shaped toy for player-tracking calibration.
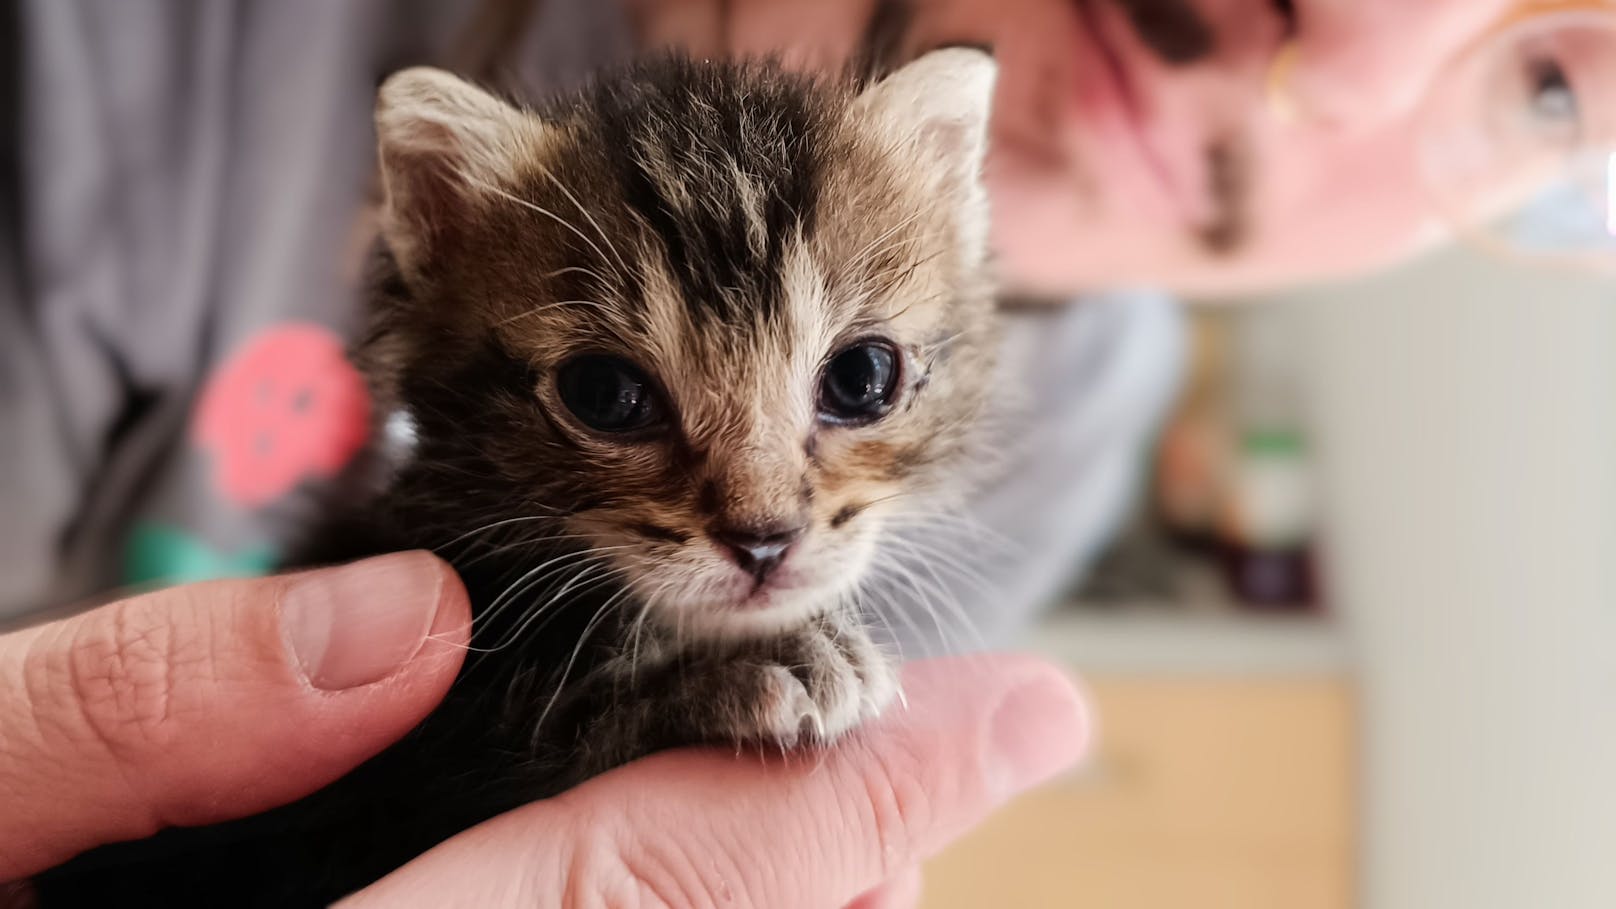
[193,323,370,507]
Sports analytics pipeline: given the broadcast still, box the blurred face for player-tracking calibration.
[641,0,1575,295]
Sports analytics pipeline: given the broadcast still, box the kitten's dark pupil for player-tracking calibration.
[820,342,898,422]
[558,355,657,432]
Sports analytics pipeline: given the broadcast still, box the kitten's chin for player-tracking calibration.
[643,578,850,641]
[684,595,834,640]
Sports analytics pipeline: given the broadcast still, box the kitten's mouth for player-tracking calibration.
[726,560,809,610]
[734,575,805,610]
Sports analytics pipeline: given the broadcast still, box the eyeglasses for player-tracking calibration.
[1415,2,1616,272]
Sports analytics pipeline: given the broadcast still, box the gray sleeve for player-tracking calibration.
[870,292,1185,658]
[1,0,634,617]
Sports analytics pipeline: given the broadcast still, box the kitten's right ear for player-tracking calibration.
[850,48,997,264]
[375,67,542,277]
[851,47,997,190]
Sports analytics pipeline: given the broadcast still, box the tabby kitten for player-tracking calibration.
[39,48,999,906]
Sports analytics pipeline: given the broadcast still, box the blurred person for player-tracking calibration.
[2,0,1611,905]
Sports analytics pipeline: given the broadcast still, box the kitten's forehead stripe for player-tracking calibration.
[585,58,829,325]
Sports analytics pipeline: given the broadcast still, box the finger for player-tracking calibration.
[0,551,470,879]
[340,654,1088,909]
[846,865,924,909]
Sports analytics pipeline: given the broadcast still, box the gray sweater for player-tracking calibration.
[1,0,1181,653]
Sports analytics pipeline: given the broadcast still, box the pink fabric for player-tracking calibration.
[193,324,370,507]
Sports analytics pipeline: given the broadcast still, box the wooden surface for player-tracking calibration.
[922,677,1355,909]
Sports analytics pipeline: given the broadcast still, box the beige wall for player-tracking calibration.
[1291,246,1616,909]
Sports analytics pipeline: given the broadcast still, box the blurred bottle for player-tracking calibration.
[1215,304,1319,611]
[1152,306,1321,610]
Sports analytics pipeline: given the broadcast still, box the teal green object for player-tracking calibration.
[123,523,278,588]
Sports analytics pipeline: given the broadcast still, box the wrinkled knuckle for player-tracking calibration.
[552,798,677,909]
[855,743,937,874]
[61,596,205,759]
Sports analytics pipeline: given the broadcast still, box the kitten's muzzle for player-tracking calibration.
[712,523,805,585]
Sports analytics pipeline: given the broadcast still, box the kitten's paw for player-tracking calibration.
[736,622,898,749]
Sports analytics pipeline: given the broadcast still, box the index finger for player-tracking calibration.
[342,654,1089,908]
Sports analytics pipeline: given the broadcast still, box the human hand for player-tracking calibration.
[340,654,1089,909]
[0,551,471,881]
[0,551,1087,909]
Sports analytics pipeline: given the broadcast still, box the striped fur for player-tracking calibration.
[370,50,999,638]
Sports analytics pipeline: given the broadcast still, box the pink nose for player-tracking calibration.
[712,524,804,583]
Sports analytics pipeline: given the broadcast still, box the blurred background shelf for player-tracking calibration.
[1030,606,1351,677]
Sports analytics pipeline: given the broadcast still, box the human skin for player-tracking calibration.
[632,0,1528,296]
[0,552,1088,908]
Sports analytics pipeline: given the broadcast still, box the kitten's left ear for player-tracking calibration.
[851,46,997,191]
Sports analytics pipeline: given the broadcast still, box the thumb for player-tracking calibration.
[0,551,469,880]
[341,655,1088,909]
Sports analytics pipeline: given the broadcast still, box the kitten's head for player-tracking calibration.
[370,50,998,638]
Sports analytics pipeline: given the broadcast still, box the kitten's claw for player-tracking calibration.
[737,622,897,748]
[590,618,897,759]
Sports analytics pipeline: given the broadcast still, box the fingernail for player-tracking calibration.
[282,552,447,690]
[986,669,1090,799]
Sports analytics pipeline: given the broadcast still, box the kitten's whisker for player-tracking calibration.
[433,513,566,554]
[866,568,934,656]
[540,169,634,280]
[458,568,602,658]
[471,179,628,291]
[476,546,632,636]
[858,583,907,665]
[499,571,631,658]
[625,597,658,691]
[465,565,631,661]
[542,265,612,286]
[456,530,596,572]
[871,549,972,656]
[885,558,960,653]
[855,235,929,288]
[477,554,600,634]
[887,535,1005,602]
[429,562,610,653]
[476,564,605,655]
[917,327,970,359]
[879,502,999,531]
[493,299,617,328]
[867,248,946,298]
[884,522,1010,551]
[881,539,990,654]
[849,208,927,273]
[531,585,635,745]
[480,556,633,648]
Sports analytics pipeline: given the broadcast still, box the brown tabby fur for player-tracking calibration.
[39,49,999,907]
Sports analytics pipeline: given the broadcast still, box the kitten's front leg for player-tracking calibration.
[575,612,899,772]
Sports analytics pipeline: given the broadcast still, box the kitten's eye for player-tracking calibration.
[819,341,900,424]
[556,355,663,434]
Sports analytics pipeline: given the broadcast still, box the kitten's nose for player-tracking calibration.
[713,523,805,583]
